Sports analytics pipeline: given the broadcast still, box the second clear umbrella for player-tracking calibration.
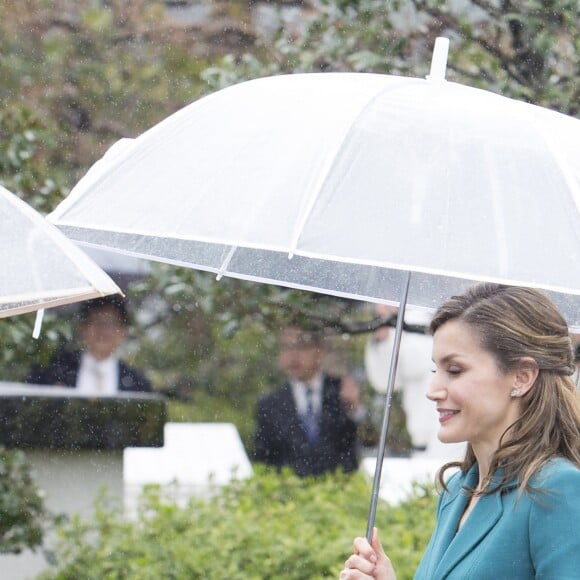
[0,184,120,319]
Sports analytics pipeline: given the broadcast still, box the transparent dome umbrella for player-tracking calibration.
[0,184,120,321]
[48,38,580,539]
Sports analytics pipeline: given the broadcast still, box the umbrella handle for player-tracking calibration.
[365,271,412,541]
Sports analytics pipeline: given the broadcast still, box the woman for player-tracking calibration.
[341,283,580,579]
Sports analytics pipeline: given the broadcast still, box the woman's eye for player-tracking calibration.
[431,367,462,375]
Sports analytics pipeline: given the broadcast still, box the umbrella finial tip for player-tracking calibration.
[427,37,449,81]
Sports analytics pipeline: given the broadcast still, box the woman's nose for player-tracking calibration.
[426,373,445,401]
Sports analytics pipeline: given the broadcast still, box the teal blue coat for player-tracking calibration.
[415,458,580,579]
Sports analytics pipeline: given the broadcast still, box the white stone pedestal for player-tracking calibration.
[124,422,253,515]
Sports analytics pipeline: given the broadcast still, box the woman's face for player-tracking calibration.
[428,319,522,456]
[278,327,324,383]
[81,306,127,361]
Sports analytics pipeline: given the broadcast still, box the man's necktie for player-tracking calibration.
[304,385,319,444]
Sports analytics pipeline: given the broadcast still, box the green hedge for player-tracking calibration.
[0,448,46,554]
[0,393,166,450]
[40,467,436,579]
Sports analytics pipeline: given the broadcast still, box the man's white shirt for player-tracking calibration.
[76,352,119,395]
[290,374,323,416]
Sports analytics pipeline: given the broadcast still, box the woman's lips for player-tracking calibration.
[438,409,459,423]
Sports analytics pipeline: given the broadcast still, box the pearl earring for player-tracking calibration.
[510,387,522,398]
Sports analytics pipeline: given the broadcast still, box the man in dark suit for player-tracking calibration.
[253,324,364,477]
[26,296,151,394]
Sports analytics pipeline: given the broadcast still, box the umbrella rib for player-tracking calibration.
[216,245,238,280]
[484,143,509,276]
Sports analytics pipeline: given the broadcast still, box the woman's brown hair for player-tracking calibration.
[431,283,580,495]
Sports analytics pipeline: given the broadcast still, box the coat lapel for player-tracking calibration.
[421,469,472,578]
[433,466,508,579]
[317,375,343,439]
[319,375,333,423]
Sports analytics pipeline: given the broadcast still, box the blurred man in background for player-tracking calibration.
[253,323,365,476]
[26,296,151,394]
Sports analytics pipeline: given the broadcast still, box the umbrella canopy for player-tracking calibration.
[47,37,580,537]
[0,184,120,318]
[48,56,580,330]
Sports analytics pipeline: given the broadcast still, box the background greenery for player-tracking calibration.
[38,468,437,580]
[0,448,46,555]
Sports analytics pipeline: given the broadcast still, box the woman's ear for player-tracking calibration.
[513,357,539,396]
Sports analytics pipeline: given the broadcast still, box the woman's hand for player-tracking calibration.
[339,528,396,580]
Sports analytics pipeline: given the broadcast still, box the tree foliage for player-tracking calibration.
[204,0,579,114]
[0,1,218,174]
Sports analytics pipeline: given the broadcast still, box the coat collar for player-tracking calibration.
[431,463,516,579]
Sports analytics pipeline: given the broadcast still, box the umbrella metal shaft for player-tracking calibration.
[366,271,412,541]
